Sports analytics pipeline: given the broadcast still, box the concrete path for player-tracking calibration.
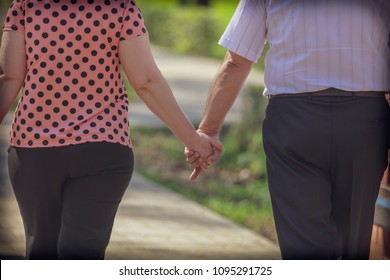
[107,174,279,260]
[0,47,280,260]
[128,46,264,127]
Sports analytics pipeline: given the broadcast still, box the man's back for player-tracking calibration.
[220,0,390,95]
[266,0,390,93]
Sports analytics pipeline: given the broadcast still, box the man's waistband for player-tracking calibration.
[267,88,387,100]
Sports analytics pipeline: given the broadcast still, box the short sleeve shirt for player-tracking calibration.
[219,0,390,95]
[3,0,148,148]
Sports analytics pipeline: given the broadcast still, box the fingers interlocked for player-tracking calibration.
[184,131,223,181]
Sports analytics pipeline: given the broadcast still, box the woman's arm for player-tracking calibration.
[0,31,26,124]
[119,36,221,159]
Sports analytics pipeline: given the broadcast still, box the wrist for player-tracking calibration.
[197,126,220,139]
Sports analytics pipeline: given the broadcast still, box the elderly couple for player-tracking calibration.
[1,0,389,260]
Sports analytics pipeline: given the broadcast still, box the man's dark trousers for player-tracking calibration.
[263,89,390,259]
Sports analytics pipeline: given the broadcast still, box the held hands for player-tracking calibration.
[184,130,223,181]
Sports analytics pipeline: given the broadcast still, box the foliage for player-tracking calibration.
[1,1,10,10]
[138,5,221,58]
[137,0,237,59]
[137,0,267,69]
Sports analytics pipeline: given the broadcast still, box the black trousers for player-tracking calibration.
[263,91,390,259]
[7,142,134,260]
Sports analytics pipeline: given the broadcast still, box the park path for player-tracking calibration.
[0,47,280,260]
[128,46,263,127]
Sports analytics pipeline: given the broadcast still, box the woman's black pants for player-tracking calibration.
[8,142,134,260]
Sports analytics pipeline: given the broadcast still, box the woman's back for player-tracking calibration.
[3,0,147,148]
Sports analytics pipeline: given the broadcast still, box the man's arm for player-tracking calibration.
[187,50,254,180]
[0,32,26,124]
[199,51,253,136]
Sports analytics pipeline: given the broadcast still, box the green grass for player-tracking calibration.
[131,123,277,242]
[141,167,274,236]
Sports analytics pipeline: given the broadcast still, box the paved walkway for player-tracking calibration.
[128,46,263,127]
[0,47,280,260]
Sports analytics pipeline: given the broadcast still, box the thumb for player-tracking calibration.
[189,167,202,181]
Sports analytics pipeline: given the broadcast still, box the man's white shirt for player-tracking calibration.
[219,0,390,95]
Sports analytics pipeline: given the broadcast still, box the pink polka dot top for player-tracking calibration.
[3,0,148,148]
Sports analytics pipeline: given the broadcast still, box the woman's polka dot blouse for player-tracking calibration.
[3,0,148,148]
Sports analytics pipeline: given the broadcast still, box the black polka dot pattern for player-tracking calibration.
[3,0,148,148]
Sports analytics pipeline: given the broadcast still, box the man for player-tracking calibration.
[186,0,390,259]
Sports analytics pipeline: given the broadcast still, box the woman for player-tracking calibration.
[0,0,221,259]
